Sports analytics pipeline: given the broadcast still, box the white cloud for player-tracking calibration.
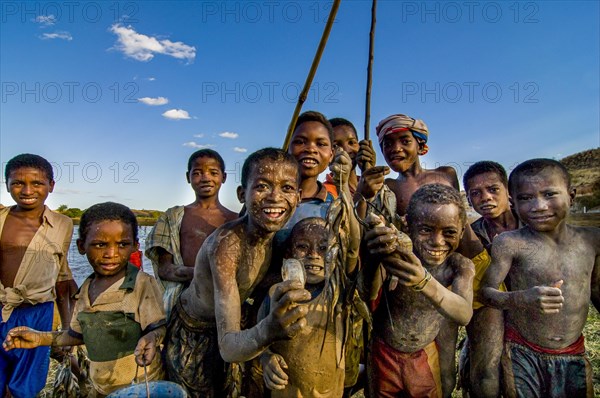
[233,147,248,153]
[110,24,196,62]
[162,109,191,120]
[148,77,156,81]
[193,134,204,138]
[183,142,215,149]
[34,15,56,26]
[219,131,239,139]
[138,96,168,106]
[40,31,72,41]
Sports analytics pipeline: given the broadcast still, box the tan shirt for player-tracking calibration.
[70,266,166,395]
[0,206,73,322]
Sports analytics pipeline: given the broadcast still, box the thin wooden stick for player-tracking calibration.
[282,0,342,151]
[364,0,377,141]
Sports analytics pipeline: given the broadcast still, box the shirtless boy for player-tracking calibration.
[461,161,518,397]
[364,184,475,398]
[146,149,237,318]
[164,148,310,397]
[361,114,484,395]
[481,158,600,398]
[0,153,76,398]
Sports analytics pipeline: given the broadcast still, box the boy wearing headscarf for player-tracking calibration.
[359,114,488,397]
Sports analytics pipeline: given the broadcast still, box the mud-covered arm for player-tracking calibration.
[383,250,474,325]
[591,251,600,313]
[480,235,518,310]
[213,249,309,363]
[481,234,564,314]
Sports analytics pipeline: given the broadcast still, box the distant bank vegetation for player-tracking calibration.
[55,205,162,226]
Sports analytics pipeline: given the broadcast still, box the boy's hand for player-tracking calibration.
[330,147,352,187]
[364,224,400,256]
[261,352,289,390]
[381,251,427,288]
[3,326,45,350]
[357,140,376,172]
[267,280,310,340]
[519,280,564,314]
[356,166,390,200]
[134,333,158,366]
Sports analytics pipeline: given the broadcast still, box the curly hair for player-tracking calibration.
[406,184,467,227]
[78,202,138,243]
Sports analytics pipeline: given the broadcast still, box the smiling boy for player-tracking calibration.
[164,148,310,398]
[146,149,237,319]
[261,218,348,397]
[481,159,600,398]
[0,154,76,398]
[363,184,475,398]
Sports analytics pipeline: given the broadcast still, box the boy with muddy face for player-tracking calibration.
[481,158,600,398]
[364,184,475,398]
[164,148,311,398]
[261,217,347,397]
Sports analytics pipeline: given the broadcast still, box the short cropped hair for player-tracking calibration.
[406,184,467,227]
[329,117,358,140]
[240,147,299,188]
[187,149,226,173]
[294,111,334,144]
[79,202,139,243]
[5,153,54,182]
[463,161,508,191]
[508,158,571,195]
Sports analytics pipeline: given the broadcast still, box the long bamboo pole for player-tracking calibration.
[282,0,342,151]
[364,0,377,141]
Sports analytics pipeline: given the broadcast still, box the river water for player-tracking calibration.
[68,225,155,286]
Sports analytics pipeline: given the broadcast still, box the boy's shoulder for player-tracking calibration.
[566,224,600,248]
[446,252,475,275]
[204,217,246,250]
[44,207,73,228]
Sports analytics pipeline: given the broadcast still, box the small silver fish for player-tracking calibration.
[282,258,306,288]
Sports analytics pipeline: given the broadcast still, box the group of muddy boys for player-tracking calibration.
[1,111,598,398]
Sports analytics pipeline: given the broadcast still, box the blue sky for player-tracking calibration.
[1,0,598,212]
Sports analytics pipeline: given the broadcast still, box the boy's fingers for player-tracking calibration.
[551,280,563,289]
[284,316,307,338]
[271,280,305,303]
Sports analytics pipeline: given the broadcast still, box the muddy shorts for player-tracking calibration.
[367,337,442,398]
[163,299,224,398]
[502,338,593,398]
[0,302,54,398]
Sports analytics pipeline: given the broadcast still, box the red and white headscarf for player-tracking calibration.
[375,114,429,155]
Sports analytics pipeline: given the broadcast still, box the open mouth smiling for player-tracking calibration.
[263,207,287,219]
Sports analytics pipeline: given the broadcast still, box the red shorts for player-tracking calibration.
[368,337,442,398]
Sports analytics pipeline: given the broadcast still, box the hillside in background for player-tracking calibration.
[561,148,600,210]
